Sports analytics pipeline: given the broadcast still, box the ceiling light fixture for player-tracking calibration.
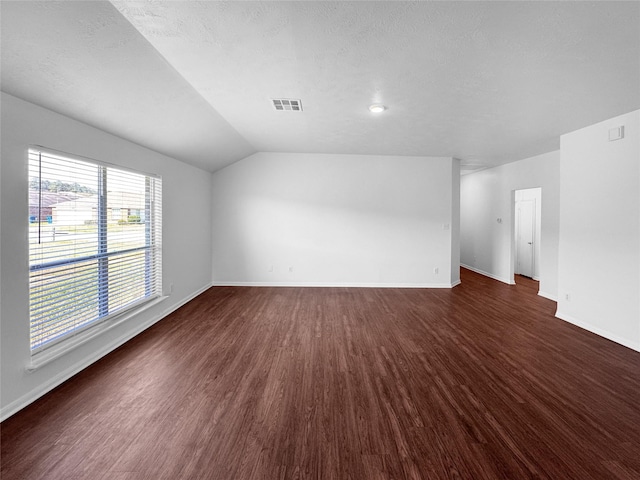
[369,104,386,113]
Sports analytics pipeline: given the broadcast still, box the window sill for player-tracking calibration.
[26,295,168,372]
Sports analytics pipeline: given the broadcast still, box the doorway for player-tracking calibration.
[513,188,541,283]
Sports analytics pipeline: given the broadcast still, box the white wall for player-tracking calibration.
[557,109,640,352]
[450,159,461,286]
[460,150,560,299]
[212,152,459,287]
[0,93,213,420]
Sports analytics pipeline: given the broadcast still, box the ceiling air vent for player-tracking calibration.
[271,98,302,111]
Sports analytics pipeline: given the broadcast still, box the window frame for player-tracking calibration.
[28,146,163,358]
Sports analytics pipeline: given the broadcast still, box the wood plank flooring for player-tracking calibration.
[2,269,640,479]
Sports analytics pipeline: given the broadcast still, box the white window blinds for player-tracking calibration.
[28,147,162,353]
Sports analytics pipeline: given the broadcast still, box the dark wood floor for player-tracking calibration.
[2,269,640,480]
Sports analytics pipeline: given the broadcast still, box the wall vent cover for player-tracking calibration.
[271,98,302,111]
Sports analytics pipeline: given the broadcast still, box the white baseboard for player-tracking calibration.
[538,291,558,302]
[555,310,640,353]
[212,281,457,288]
[0,283,212,422]
[460,264,513,285]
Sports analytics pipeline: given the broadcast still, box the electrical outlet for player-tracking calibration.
[434,267,439,275]
[289,266,293,273]
[565,293,570,301]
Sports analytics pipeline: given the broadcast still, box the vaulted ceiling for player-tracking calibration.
[2,1,639,173]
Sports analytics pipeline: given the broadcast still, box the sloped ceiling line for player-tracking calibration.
[2,1,639,172]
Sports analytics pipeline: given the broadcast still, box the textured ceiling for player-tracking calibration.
[0,1,254,172]
[2,1,639,173]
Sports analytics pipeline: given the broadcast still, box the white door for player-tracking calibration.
[516,199,535,278]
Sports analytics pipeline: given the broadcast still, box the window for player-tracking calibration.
[28,147,162,353]
[111,208,122,222]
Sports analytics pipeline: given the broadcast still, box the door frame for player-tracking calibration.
[510,187,542,284]
[515,198,536,278]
